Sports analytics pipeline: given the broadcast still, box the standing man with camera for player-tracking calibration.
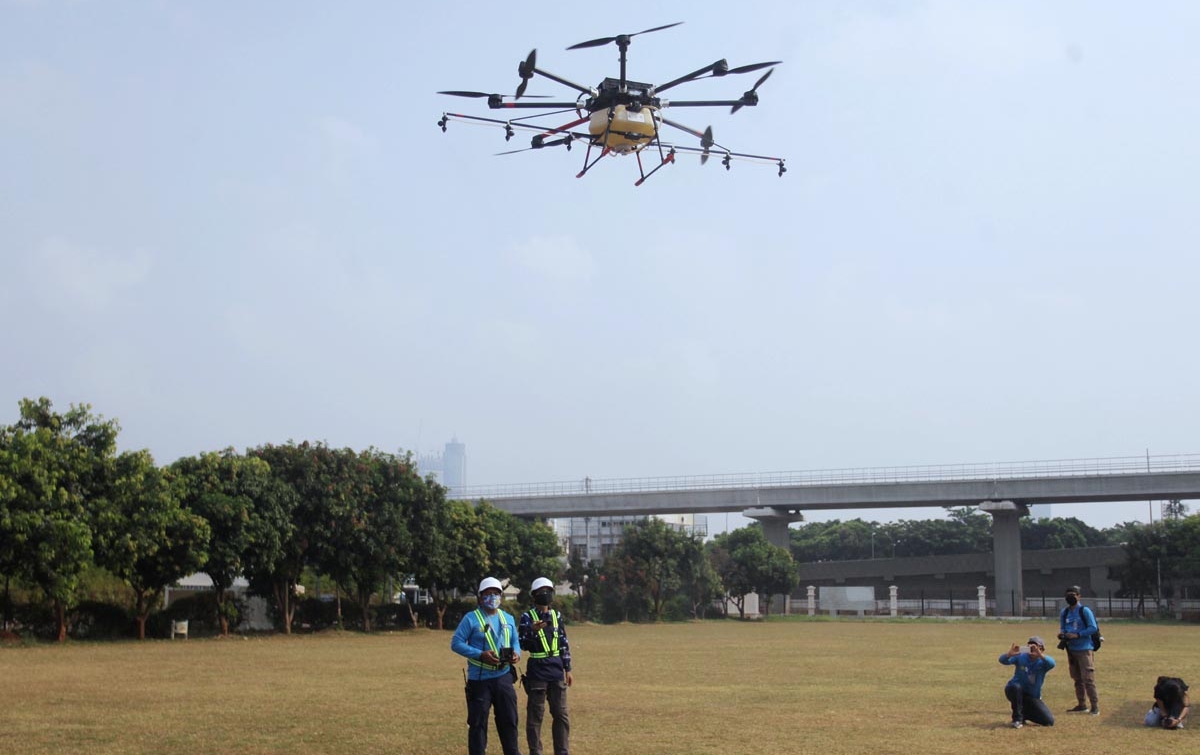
[519,577,573,755]
[1058,585,1100,715]
[452,577,523,755]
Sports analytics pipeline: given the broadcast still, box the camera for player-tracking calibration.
[499,647,515,665]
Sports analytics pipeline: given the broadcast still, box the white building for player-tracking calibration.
[551,512,707,563]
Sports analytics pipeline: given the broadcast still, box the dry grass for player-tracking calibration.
[2,618,1198,755]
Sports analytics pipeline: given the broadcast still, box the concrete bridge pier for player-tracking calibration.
[978,500,1028,617]
[743,506,805,615]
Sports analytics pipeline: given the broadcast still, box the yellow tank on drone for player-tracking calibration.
[588,103,659,154]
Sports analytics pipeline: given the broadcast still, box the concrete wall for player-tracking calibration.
[793,545,1126,604]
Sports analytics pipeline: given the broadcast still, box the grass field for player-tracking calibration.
[2,617,1197,755]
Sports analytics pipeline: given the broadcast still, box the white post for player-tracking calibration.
[806,585,816,616]
[889,585,898,617]
[977,585,987,617]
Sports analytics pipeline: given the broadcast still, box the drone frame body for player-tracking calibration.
[438,23,786,185]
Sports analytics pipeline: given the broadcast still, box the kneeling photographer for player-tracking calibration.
[999,636,1057,729]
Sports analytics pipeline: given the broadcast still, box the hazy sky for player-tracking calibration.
[3,1,1197,531]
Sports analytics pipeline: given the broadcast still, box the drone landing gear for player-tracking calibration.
[633,148,676,186]
[576,142,612,179]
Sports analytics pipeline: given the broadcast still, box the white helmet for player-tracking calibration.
[478,577,503,594]
[531,577,554,592]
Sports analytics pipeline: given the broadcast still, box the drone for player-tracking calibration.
[437,22,786,186]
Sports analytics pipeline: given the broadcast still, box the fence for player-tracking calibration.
[788,591,1200,620]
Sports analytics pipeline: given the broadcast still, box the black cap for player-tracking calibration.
[1065,585,1082,595]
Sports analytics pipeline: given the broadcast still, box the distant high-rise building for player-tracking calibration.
[416,437,467,498]
[443,437,467,496]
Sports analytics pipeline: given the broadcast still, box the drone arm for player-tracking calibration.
[661,99,747,108]
[493,101,586,109]
[659,117,705,140]
[532,68,595,97]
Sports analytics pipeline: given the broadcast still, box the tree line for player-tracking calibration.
[788,506,1199,605]
[1,397,801,639]
[564,518,799,623]
[4,397,1195,639]
[789,507,1168,561]
[0,398,562,640]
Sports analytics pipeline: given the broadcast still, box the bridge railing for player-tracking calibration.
[457,453,1200,500]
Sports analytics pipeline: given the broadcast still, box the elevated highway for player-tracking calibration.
[461,454,1200,616]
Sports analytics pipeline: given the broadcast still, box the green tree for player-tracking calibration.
[0,398,119,641]
[1163,500,1189,521]
[596,551,645,623]
[715,525,796,618]
[170,449,273,635]
[755,543,799,615]
[1020,517,1104,550]
[245,442,312,634]
[241,475,300,633]
[1117,515,1200,612]
[707,539,747,618]
[681,538,722,619]
[94,450,210,639]
[508,516,564,606]
[410,496,488,629]
[564,550,598,621]
[475,501,562,606]
[328,448,415,632]
[618,518,687,621]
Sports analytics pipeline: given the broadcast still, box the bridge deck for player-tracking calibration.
[459,454,1200,519]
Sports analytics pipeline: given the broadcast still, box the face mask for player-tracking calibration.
[481,593,501,610]
[1066,595,1078,606]
[534,591,552,606]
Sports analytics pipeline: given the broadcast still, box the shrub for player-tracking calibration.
[373,602,415,631]
[11,601,56,640]
[294,597,364,632]
[68,600,133,640]
[155,592,246,637]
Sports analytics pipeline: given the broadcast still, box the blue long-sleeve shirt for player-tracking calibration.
[451,608,520,681]
[1059,604,1098,652]
[1000,651,1056,698]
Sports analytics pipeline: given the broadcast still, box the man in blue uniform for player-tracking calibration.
[1058,585,1100,715]
[999,635,1056,728]
[519,576,573,755]
[452,577,523,755]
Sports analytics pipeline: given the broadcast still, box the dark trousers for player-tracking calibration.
[467,674,522,755]
[525,679,569,755]
[1006,683,1055,726]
